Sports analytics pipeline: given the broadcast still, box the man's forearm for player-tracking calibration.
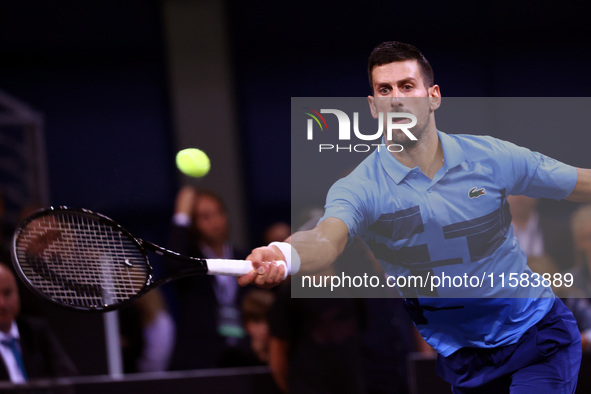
[290,230,341,273]
[289,217,349,274]
[567,168,591,202]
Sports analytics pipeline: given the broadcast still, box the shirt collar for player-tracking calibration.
[377,130,467,184]
[0,321,20,341]
[438,130,466,170]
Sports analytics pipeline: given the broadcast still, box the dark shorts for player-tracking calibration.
[436,297,582,394]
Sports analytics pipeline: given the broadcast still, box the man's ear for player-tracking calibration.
[367,95,379,119]
[429,84,441,111]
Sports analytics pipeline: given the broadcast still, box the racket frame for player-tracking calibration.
[11,206,211,312]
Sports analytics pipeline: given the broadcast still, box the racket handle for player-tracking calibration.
[206,259,288,279]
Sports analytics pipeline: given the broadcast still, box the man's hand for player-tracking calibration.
[175,185,198,216]
[238,245,286,288]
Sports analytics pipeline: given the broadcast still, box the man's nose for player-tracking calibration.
[389,91,404,107]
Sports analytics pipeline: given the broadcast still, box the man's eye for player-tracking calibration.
[379,87,390,94]
[402,84,413,91]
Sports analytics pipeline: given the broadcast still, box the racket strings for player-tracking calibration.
[15,212,149,309]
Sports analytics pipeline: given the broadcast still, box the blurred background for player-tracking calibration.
[1,0,591,391]
[2,0,591,251]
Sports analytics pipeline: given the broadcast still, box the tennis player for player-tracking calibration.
[239,41,588,393]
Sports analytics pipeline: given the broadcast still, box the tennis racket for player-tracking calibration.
[11,206,286,312]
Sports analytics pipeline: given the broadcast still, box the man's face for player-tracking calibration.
[193,195,229,245]
[0,266,20,333]
[367,60,441,147]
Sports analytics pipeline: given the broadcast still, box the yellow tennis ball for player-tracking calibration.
[176,148,210,178]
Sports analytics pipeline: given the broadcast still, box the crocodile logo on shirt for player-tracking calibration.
[469,187,486,198]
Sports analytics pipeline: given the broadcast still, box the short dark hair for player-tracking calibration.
[191,188,228,228]
[241,289,275,324]
[191,189,227,217]
[367,41,434,91]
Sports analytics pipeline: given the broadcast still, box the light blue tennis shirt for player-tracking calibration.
[320,131,577,356]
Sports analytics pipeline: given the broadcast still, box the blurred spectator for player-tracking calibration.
[135,290,176,372]
[119,290,176,373]
[262,222,291,244]
[508,197,591,353]
[267,209,368,393]
[565,298,591,353]
[507,195,572,274]
[268,209,419,393]
[241,289,275,364]
[562,204,591,353]
[508,195,546,257]
[268,277,367,394]
[0,262,77,382]
[362,296,426,394]
[565,204,591,297]
[168,186,251,369]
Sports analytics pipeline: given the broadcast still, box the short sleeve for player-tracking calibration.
[319,177,372,240]
[493,139,577,199]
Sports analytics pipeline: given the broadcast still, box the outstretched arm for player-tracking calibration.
[237,217,349,287]
[566,168,591,202]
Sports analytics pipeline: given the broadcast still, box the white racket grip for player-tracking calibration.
[206,259,288,279]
